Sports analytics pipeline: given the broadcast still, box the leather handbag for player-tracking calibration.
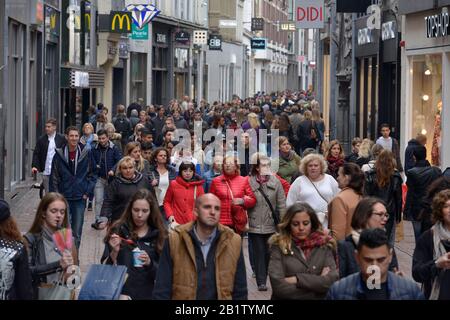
[78,264,128,300]
[225,181,248,235]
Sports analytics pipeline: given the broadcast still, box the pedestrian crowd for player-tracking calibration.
[1,90,450,300]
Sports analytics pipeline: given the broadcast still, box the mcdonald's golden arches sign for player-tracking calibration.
[110,11,132,33]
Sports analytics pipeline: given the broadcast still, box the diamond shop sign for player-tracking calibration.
[425,7,450,38]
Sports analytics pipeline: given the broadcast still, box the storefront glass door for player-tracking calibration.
[411,54,442,166]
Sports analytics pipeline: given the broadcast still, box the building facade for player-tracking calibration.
[1,0,66,192]
[399,0,450,169]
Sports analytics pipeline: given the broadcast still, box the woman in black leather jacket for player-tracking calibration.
[364,150,403,247]
[24,193,78,300]
[103,189,167,300]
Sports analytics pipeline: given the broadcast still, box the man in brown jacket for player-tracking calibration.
[152,193,248,300]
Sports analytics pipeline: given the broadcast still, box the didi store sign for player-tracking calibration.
[131,23,149,40]
[295,0,324,29]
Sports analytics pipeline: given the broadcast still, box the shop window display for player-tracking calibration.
[411,54,442,166]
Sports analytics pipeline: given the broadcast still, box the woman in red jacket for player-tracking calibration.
[209,155,257,233]
[163,162,205,228]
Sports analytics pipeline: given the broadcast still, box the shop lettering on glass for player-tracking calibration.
[381,21,396,41]
[425,7,450,38]
[156,33,167,44]
[358,28,374,46]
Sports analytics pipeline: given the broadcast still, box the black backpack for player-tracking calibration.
[113,117,131,139]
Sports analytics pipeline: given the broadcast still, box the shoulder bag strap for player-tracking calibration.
[224,180,234,200]
[258,184,278,221]
[306,176,329,205]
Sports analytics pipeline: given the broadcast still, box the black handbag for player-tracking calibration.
[258,185,280,227]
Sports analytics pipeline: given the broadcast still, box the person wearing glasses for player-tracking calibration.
[337,197,401,278]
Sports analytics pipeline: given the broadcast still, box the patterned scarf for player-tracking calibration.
[293,231,333,260]
[430,222,450,300]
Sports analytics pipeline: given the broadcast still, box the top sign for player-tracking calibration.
[425,7,450,38]
[295,0,324,29]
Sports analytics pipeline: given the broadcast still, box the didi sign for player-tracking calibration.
[295,0,324,29]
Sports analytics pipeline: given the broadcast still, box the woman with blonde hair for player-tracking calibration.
[364,149,403,246]
[242,113,261,132]
[98,156,155,227]
[361,143,384,172]
[268,202,338,299]
[125,142,151,176]
[104,122,122,153]
[287,154,340,228]
[356,138,374,167]
[80,122,98,151]
[325,140,345,180]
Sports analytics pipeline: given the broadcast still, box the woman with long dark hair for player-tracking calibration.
[104,189,167,300]
[328,162,364,240]
[364,150,403,246]
[325,140,345,180]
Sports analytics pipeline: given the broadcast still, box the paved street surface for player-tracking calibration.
[9,184,416,300]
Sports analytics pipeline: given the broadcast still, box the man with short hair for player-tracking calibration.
[112,104,132,151]
[152,193,248,300]
[32,118,66,194]
[404,133,427,172]
[326,228,424,300]
[141,142,154,163]
[376,123,403,173]
[91,129,122,230]
[345,137,363,164]
[50,126,97,249]
[152,106,166,146]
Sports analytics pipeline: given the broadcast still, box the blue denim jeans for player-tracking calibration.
[67,199,87,249]
[94,178,108,220]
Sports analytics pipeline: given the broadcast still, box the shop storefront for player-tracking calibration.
[400,4,450,168]
[152,26,171,106]
[355,17,380,140]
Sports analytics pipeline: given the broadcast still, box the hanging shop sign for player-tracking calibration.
[175,31,190,43]
[251,18,264,31]
[126,4,161,29]
[251,38,267,50]
[208,35,222,50]
[156,33,167,44]
[425,7,450,38]
[381,21,396,41]
[119,40,130,59]
[193,30,208,45]
[277,21,296,32]
[111,11,132,33]
[295,0,324,29]
[73,71,89,88]
[131,23,149,40]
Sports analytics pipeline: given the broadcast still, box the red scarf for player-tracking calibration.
[327,156,344,177]
[293,231,332,260]
[256,174,270,184]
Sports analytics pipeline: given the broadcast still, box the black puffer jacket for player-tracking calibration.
[404,161,441,221]
[364,170,403,239]
[0,238,33,300]
[100,172,155,222]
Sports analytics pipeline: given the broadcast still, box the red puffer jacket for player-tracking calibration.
[164,176,205,225]
[209,173,257,227]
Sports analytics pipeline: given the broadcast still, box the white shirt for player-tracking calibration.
[156,171,170,206]
[44,133,57,176]
[286,174,340,228]
[376,137,393,151]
